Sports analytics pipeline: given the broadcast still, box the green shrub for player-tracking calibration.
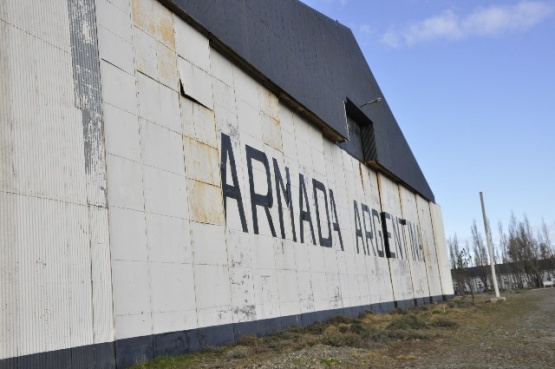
[387,315,429,330]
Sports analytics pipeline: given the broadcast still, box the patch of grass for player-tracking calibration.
[321,326,362,347]
[129,355,197,369]
[224,348,247,359]
[305,322,327,334]
[328,315,355,324]
[381,329,429,341]
[269,328,302,341]
[387,315,429,330]
[320,357,342,366]
[131,296,483,369]
[236,335,259,347]
[200,346,226,355]
[430,317,459,328]
[396,354,417,361]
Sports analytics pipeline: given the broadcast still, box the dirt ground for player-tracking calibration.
[133,288,555,369]
[401,287,555,369]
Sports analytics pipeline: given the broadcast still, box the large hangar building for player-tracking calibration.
[0,0,454,367]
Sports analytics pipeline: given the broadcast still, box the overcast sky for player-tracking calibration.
[299,0,555,245]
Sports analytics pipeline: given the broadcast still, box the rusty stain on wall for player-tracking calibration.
[132,0,175,49]
[187,179,225,226]
[261,113,283,152]
[183,137,221,187]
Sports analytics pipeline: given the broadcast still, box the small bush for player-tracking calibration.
[224,348,247,359]
[350,321,365,334]
[387,315,429,330]
[392,308,408,315]
[338,324,350,333]
[321,326,362,347]
[267,339,285,351]
[270,328,303,341]
[306,322,327,334]
[430,318,459,328]
[328,315,354,324]
[237,335,259,347]
[200,345,227,356]
[383,329,429,341]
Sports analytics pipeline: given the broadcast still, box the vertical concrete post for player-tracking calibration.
[479,192,502,300]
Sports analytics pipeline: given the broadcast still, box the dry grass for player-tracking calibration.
[131,289,555,369]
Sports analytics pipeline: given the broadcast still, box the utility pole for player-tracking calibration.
[479,192,505,302]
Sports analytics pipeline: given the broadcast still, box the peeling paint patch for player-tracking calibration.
[67,0,107,206]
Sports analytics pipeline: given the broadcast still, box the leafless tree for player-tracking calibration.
[538,219,555,278]
[471,220,490,291]
[507,214,544,288]
[448,234,460,270]
[498,221,510,263]
[449,234,472,296]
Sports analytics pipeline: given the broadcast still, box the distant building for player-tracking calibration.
[452,259,555,293]
[1,0,453,367]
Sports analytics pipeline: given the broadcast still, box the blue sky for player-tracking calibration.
[299,0,555,246]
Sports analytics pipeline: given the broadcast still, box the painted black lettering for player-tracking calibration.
[392,217,405,260]
[353,201,365,254]
[246,146,276,237]
[408,222,417,261]
[361,204,375,256]
[371,208,385,258]
[273,158,297,242]
[220,133,248,233]
[298,174,316,244]
[381,212,396,259]
[329,189,344,251]
[408,222,423,262]
[312,179,332,247]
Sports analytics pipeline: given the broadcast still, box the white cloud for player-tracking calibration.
[381,1,554,48]
[359,24,375,36]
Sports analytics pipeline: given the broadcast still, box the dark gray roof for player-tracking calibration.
[167,0,435,201]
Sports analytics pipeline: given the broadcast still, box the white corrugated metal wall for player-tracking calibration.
[0,0,453,365]
[0,0,114,361]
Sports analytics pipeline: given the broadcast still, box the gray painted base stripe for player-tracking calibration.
[0,295,453,369]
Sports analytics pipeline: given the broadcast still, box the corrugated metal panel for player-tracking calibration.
[0,0,72,52]
[415,195,444,298]
[398,187,431,300]
[89,206,115,343]
[1,20,86,203]
[68,0,108,207]
[1,0,114,363]
[0,192,18,361]
[429,203,455,296]
[68,0,114,347]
